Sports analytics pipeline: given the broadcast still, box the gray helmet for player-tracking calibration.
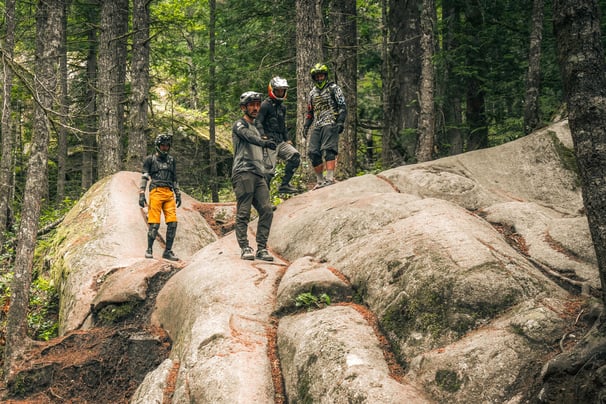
[155,133,172,156]
[239,91,264,106]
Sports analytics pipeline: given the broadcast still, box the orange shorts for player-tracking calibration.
[148,187,177,223]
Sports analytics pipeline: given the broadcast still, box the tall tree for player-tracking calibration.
[209,0,219,202]
[56,0,70,202]
[126,0,151,172]
[0,0,17,247]
[97,0,128,178]
[296,0,324,155]
[81,2,98,190]
[4,0,63,377]
[382,0,421,167]
[330,0,357,177]
[554,0,606,304]
[524,0,545,135]
[416,0,436,162]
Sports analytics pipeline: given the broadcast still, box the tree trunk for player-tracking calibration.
[524,0,544,135]
[554,0,606,305]
[296,0,324,171]
[209,0,219,202]
[126,0,150,172]
[464,5,488,151]
[330,0,357,178]
[4,0,63,378]
[382,0,421,167]
[56,0,69,202]
[416,0,436,162]
[0,0,17,247]
[97,0,126,178]
[81,3,98,190]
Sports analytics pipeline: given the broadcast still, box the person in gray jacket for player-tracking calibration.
[231,91,277,261]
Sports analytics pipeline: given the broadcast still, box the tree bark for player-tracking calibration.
[524,0,544,135]
[97,0,127,178]
[382,0,421,167]
[126,0,151,172]
[416,0,436,162]
[81,2,98,190]
[4,0,63,378]
[554,0,606,304]
[56,0,70,202]
[209,0,219,202]
[296,0,324,168]
[0,0,17,247]
[330,0,357,177]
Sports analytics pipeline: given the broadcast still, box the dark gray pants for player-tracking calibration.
[232,171,273,249]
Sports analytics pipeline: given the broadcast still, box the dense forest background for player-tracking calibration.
[2,0,606,371]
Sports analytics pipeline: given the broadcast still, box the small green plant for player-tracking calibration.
[295,291,331,310]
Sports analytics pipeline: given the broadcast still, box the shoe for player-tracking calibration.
[162,250,179,261]
[145,248,153,259]
[312,181,326,190]
[241,247,254,260]
[323,178,336,187]
[278,184,298,194]
[255,248,274,262]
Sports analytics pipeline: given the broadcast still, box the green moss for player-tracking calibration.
[435,369,462,392]
[95,302,138,325]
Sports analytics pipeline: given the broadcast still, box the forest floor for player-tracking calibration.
[0,206,602,403]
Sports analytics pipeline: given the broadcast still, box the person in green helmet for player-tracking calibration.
[303,63,347,190]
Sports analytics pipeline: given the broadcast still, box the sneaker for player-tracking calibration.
[162,250,179,261]
[278,184,298,194]
[145,248,153,259]
[255,248,274,262]
[241,246,254,260]
[312,181,327,190]
[323,178,336,187]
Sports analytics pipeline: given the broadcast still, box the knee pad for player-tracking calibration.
[325,149,337,162]
[286,153,300,170]
[148,223,160,239]
[309,151,323,167]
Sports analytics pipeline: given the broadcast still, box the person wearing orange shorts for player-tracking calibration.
[139,133,181,261]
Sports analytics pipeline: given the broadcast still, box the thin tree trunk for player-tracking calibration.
[330,0,357,178]
[416,0,436,162]
[554,0,606,305]
[126,0,150,172]
[56,0,70,202]
[209,0,218,202]
[523,0,544,135]
[81,3,98,190]
[0,0,17,247]
[4,0,63,379]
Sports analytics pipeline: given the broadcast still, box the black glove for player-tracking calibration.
[175,192,182,208]
[337,123,344,134]
[138,193,146,208]
[263,139,277,150]
[303,127,309,139]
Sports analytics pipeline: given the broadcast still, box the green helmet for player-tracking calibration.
[155,133,172,156]
[310,63,329,89]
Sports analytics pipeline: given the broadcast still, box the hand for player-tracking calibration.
[138,193,146,208]
[303,127,309,139]
[175,192,182,208]
[337,123,344,134]
[264,140,277,150]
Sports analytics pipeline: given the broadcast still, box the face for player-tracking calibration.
[242,101,261,117]
[159,143,170,152]
[314,73,326,82]
[274,89,286,98]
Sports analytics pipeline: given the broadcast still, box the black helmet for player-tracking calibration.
[310,63,329,89]
[155,133,172,156]
[268,76,288,101]
[239,91,264,106]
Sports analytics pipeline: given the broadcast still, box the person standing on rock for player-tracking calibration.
[255,76,301,194]
[139,133,181,261]
[231,91,277,262]
[303,63,347,190]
